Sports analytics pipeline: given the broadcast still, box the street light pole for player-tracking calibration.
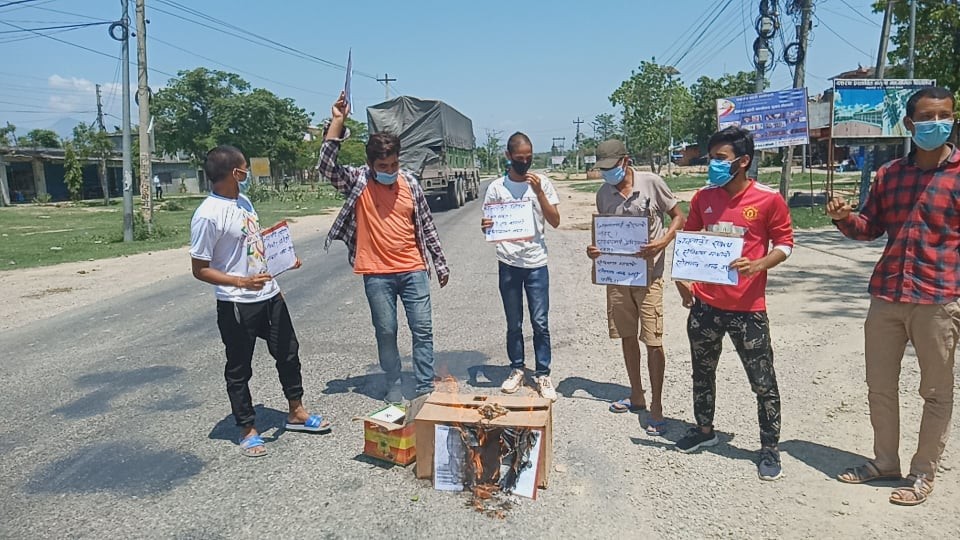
[664,66,679,176]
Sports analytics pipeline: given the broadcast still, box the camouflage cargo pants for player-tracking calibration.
[687,300,781,447]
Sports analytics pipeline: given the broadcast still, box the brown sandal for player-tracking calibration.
[837,461,901,484]
[889,475,933,506]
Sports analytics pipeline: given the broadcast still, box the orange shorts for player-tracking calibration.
[606,278,664,346]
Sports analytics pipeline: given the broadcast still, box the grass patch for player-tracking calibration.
[0,188,342,270]
[666,200,832,230]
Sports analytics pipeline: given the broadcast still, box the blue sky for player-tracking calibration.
[0,0,886,151]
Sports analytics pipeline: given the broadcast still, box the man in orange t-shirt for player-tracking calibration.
[319,92,450,403]
[674,127,794,482]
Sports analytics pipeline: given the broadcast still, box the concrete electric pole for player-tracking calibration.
[136,0,153,233]
[573,117,583,171]
[859,0,895,210]
[119,0,133,242]
[778,0,813,199]
[377,73,396,101]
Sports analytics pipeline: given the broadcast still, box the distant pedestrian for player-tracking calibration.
[318,91,449,404]
[481,132,561,402]
[153,174,162,200]
[674,127,794,481]
[586,139,685,433]
[190,144,330,458]
[831,87,960,506]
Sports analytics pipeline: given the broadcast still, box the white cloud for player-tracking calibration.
[45,74,125,116]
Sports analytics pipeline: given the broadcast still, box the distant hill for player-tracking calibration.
[48,117,87,139]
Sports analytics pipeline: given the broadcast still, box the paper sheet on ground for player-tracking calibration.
[671,231,744,285]
[369,405,405,424]
[511,430,542,499]
[593,254,649,287]
[592,215,650,254]
[434,425,466,491]
[262,221,297,277]
[483,200,536,242]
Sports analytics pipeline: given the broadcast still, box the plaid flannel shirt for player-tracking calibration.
[317,138,449,280]
[834,145,960,304]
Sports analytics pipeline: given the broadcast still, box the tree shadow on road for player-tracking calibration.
[24,440,203,496]
[555,376,631,403]
[51,365,186,419]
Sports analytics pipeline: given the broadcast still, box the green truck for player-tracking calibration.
[367,96,480,209]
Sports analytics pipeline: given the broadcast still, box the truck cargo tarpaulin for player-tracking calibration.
[367,96,476,174]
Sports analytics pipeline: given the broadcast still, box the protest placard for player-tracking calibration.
[671,231,744,286]
[483,200,536,242]
[593,254,650,287]
[592,215,650,254]
[262,221,297,276]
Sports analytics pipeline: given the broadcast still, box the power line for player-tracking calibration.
[671,0,738,68]
[835,0,882,27]
[813,13,874,58]
[0,0,42,9]
[0,21,112,34]
[659,1,731,66]
[24,4,111,22]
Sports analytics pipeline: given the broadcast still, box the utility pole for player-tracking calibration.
[120,0,133,242]
[778,0,813,199]
[573,117,583,171]
[749,1,776,180]
[664,66,679,176]
[904,0,917,158]
[95,84,109,205]
[860,0,895,210]
[377,73,396,101]
[136,0,152,233]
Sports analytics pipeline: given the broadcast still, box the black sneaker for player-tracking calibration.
[675,427,719,453]
[758,447,782,481]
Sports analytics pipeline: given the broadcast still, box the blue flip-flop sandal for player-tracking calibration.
[609,398,646,414]
[285,414,332,433]
[238,433,267,457]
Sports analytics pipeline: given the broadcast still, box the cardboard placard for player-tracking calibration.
[593,253,650,287]
[483,200,536,242]
[591,214,650,255]
[262,220,297,277]
[671,231,744,286]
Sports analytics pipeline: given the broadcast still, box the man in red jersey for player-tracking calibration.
[674,127,794,482]
[831,87,960,506]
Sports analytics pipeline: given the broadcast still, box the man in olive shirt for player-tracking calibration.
[587,139,685,434]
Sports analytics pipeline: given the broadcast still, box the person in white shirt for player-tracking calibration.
[480,132,561,401]
[190,145,330,458]
[153,174,162,201]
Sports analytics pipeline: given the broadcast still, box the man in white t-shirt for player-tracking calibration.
[480,132,561,401]
[153,174,162,201]
[190,145,331,458]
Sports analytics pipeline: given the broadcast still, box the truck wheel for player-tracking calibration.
[445,181,460,209]
[457,178,465,206]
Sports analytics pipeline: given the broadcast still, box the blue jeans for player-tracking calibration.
[363,270,435,394]
[498,262,552,376]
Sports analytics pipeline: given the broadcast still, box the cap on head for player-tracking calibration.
[596,139,628,169]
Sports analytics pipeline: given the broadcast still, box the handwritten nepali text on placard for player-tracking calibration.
[593,215,649,254]
[594,254,649,287]
[263,221,297,277]
[484,200,536,242]
[670,232,744,286]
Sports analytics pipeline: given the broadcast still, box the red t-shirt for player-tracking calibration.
[684,181,794,312]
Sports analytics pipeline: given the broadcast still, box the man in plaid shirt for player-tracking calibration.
[318,91,449,403]
[830,87,960,506]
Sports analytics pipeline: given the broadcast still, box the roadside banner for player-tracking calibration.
[716,88,809,150]
[831,79,936,138]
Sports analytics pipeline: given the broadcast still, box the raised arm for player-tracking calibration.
[317,91,361,195]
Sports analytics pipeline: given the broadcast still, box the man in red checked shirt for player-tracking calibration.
[831,87,960,507]
[673,127,794,482]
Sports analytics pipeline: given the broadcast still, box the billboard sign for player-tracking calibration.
[831,79,936,138]
[716,88,809,150]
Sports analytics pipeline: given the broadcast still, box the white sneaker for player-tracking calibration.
[501,369,524,394]
[535,375,557,402]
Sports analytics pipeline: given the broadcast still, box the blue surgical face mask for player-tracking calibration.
[238,171,251,192]
[707,158,737,187]
[375,171,399,185]
[601,166,626,185]
[911,119,953,151]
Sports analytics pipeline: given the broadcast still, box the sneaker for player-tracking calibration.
[501,369,524,394]
[675,427,719,453]
[383,382,403,404]
[534,375,557,402]
[758,447,782,481]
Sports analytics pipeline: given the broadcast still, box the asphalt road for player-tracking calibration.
[3,184,960,539]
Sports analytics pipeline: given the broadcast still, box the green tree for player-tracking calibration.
[215,88,311,173]
[610,60,693,172]
[0,123,16,146]
[152,68,250,164]
[593,113,619,140]
[63,142,84,201]
[23,129,60,148]
[72,122,116,205]
[688,71,758,149]
[874,0,960,107]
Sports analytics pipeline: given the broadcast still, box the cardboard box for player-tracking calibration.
[360,396,428,466]
[414,392,553,488]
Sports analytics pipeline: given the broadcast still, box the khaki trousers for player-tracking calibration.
[865,297,960,479]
